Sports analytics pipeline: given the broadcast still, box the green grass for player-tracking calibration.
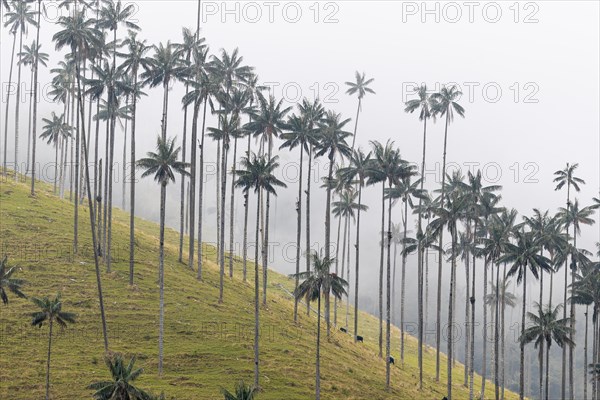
[0,173,521,399]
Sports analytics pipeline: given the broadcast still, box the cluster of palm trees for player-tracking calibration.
[2,1,600,400]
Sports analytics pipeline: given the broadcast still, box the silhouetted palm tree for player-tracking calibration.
[89,354,152,400]
[0,256,26,305]
[221,381,258,400]
[344,71,375,149]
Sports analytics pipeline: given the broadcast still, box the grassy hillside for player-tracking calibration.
[0,174,520,399]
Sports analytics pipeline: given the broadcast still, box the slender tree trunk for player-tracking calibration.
[76,60,108,351]
[353,185,362,341]
[519,266,527,400]
[545,343,550,400]
[562,185,571,400]
[379,181,385,357]
[242,131,251,282]
[345,217,351,328]
[585,307,589,400]
[106,113,116,272]
[385,195,392,390]
[2,32,16,174]
[501,264,507,400]
[447,228,457,400]
[216,138,221,264]
[539,337,544,400]
[179,75,190,263]
[158,182,166,375]
[338,214,348,327]
[228,137,237,278]
[469,251,477,400]
[254,190,261,388]
[334,210,342,327]
[103,117,109,255]
[129,73,138,285]
[197,97,208,279]
[437,112,450,381]
[293,146,303,321]
[93,96,100,216]
[219,136,228,303]
[416,116,428,386]
[188,99,200,268]
[45,319,53,400]
[392,237,397,325]
[400,194,408,365]
[464,240,471,388]
[350,98,361,150]
[495,263,501,400]
[306,145,313,315]
[73,89,81,254]
[26,66,33,177]
[14,26,23,182]
[324,155,334,337]
[96,158,102,254]
[569,232,577,400]
[482,259,489,396]
[316,291,322,400]
[121,98,128,210]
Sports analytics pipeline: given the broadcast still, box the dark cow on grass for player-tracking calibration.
[356,335,363,343]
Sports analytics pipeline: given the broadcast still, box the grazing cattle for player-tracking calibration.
[442,397,448,400]
[340,327,347,333]
[356,335,364,342]
[388,356,395,365]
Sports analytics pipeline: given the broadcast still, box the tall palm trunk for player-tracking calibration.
[316,290,322,400]
[93,96,100,212]
[463,238,470,388]
[96,158,102,254]
[324,154,334,337]
[45,319,53,400]
[106,113,116,272]
[392,234,398,325]
[76,58,108,351]
[14,23,23,182]
[416,116,428,385]
[253,189,261,388]
[158,181,166,375]
[219,138,228,303]
[481,260,489,396]
[179,73,190,263]
[2,31,16,174]
[353,185,362,341]
[437,112,450,381]
[216,138,221,263]
[569,230,577,400]
[378,181,385,357]
[121,98,128,209]
[400,193,408,365]
[188,98,200,268]
[585,307,589,400]
[228,136,238,278]
[562,184,571,399]
[469,251,477,399]
[501,264,507,400]
[345,217,352,328]
[447,227,457,400]
[197,96,208,279]
[334,210,342,326]
[26,64,33,177]
[73,90,81,254]
[545,342,550,400]
[538,336,544,400]
[494,262,501,400]
[519,266,527,400]
[242,131,251,282]
[293,145,303,321]
[350,98,361,149]
[306,145,313,315]
[385,195,392,390]
[129,71,138,285]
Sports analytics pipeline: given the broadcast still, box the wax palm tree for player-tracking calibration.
[245,94,291,305]
[404,84,433,381]
[176,28,206,265]
[385,173,426,371]
[298,97,325,315]
[182,43,211,271]
[40,112,71,194]
[18,40,48,177]
[221,381,258,400]
[558,198,598,396]
[498,228,551,400]
[31,293,76,400]
[53,7,107,352]
[208,114,242,303]
[367,139,400,358]
[137,135,189,376]
[118,29,152,284]
[98,0,139,69]
[553,162,585,399]
[141,41,188,141]
[429,190,469,400]
[0,256,26,305]
[2,21,18,175]
[28,0,45,195]
[521,302,573,400]
[220,87,253,280]
[292,252,348,400]
[338,148,373,341]
[314,110,352,336]
[235,152,286,388]
[280,111,319,321]
[430,84,465,381]
[88,354,152,400]
[4,0,37,182]
[345,71,375,149]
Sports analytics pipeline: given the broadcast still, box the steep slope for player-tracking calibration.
[0,176,519,399]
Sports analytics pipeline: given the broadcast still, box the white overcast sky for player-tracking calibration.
[1,1,599,299]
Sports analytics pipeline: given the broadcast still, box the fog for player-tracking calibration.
[1,1,599,394]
